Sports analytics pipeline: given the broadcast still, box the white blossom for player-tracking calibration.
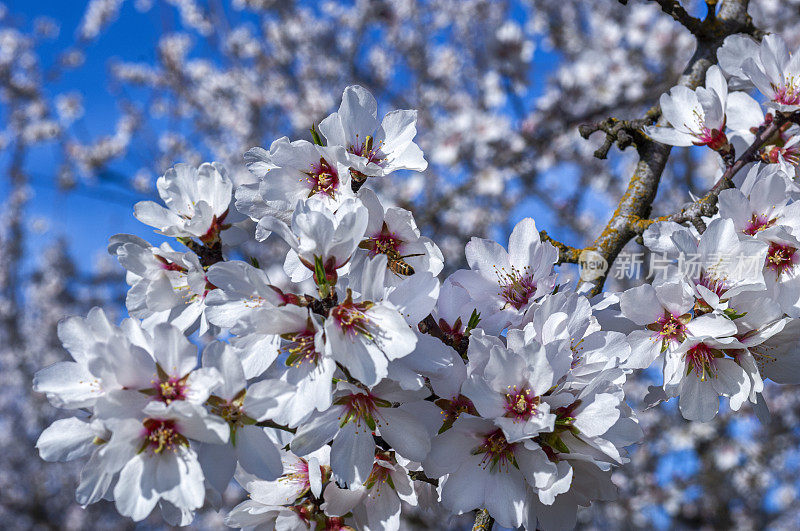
[644,65,730,150]
[319,85,427,179]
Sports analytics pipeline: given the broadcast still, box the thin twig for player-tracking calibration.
[637,112,796,233]
[578,106,660,160]
[650,0,704,34]
[408,470,439,487]
[540,230,582,264]
[566,0,760,296]
[472,509,495,531]
[255,419,296,434]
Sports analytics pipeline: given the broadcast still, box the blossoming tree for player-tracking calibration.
[8,0,800,529]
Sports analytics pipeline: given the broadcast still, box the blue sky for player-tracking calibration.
[4,0,176,271]
[4,0,566,275]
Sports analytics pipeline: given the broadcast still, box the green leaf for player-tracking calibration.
[465,309,482,333]
[723,308,747,320]
[310,124,324,146]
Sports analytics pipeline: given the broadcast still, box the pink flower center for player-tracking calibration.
[472,428,517,471]
[202,276,217,298]
[349,135,385,165]
[772,82,800,106]
[154,376,187,404]
[435,395,478,431]
[496,265,538,310]
[647,311,687,344]
[280,458,311,492]
[438,317,465,344]
[364,452,396,490]
[766,242,798,276]
[762,144,800,165]
[503,385,540,421]
[142,419,187,454]
[330,300,374,339]
[159,260,185,272]
[685,343,718,380]
[281,328,320,367]
[335,392,387,429]
[359,223,418,277]
[290,501,316,525]
[743,212,777,236]
[305,157,339,198]
[693,127,728,151]
[364,227,403,258]
[696,271,728,298]
[322,517,349,531]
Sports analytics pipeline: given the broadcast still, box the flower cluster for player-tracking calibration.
[621,34,800,422]
[35,86,641,529]
[34,35,800,527]
[646,34,800,177]
[615,162,800,423]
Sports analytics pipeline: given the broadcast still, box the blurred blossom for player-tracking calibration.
[55,92,83,124]
[33,17,59,39]
[78,0,123,40]
[131,168,153,193]
[29,217,49,234]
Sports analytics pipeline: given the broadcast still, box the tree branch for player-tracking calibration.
[566,0,759,296]
[540,230,582,264]
[578,107,661,160]
[649,0,704,35]
[663,113,793,229]
[471,509,495,531]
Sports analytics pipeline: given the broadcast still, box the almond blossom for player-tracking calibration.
[739,34,800,112]
[718,171,800,242]
[664,335,751,421]
[669,217,768,308]
[134,162,240,244]
[240,305,335,426]
[461,328,560,443]
[322,451,417,531]
[618,279,736,370]
[424,287,640,529]
[257,197,368,284]
[644,65,730,151]
[349,188,444,288]
[318,85,427,181]
[35,315,223,416]
[423,415,534,528]
[197,342,296,494]
[323,256,423,387]
[225,447,333,529]
[724,93,800,172]
[450,217,558,334]
[239,137,356,222]
[108,234,218,334]
[291,382,432,488]
[101,401,228,524]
